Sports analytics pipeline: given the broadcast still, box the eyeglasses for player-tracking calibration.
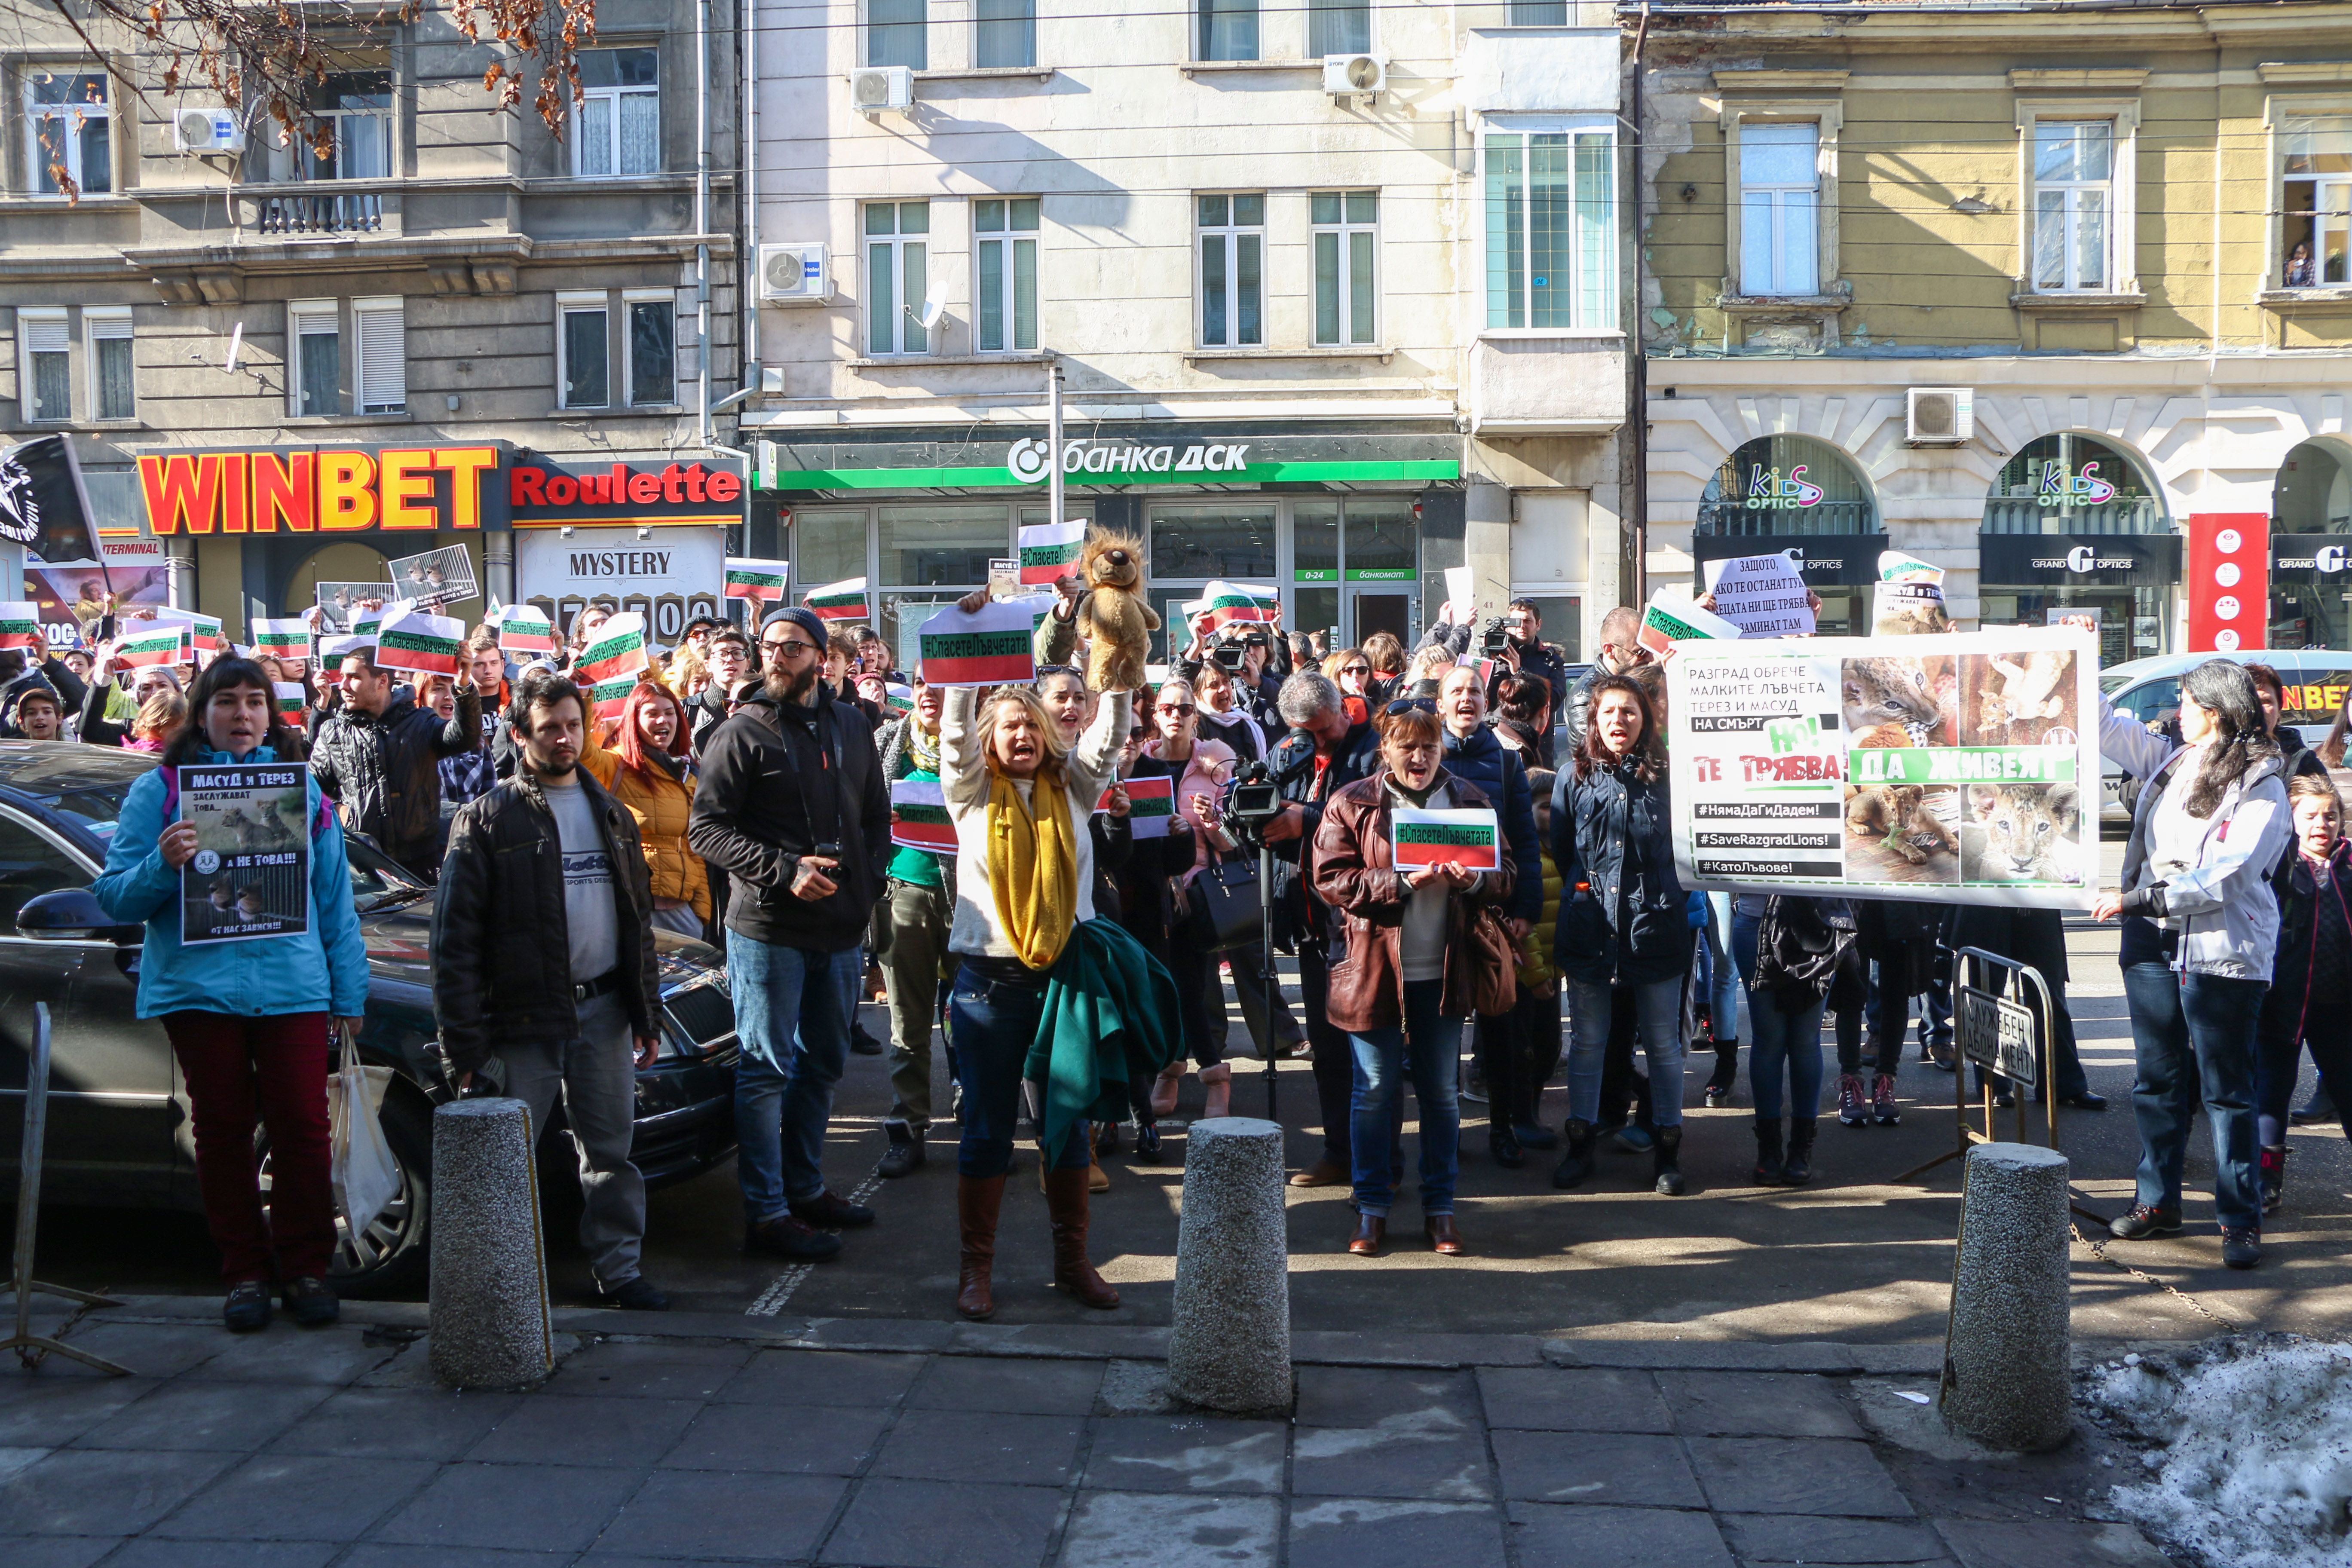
[1157,703,1197,717]
[764,639,821,660]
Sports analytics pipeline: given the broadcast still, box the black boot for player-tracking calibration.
[1550,1119,1596,1189]
[1704,1043,1739,1108]
[1784,1118,1817,1185]
[1489,1121,1525,1169]
[1485,1046,1522,1168]
[1652,1124,1685,1196]
[2260,1145,2288,1214]
[1752,1118,1786,1185]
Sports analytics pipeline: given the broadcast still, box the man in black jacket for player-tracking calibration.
[1560,606,1651,761]
[689,606,891,1262]
[432,676,669,1311]
[311,648,481,879]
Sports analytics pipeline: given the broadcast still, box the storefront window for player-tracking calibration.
[879,503,1010,586]
[1294,502,1339,580]
[1345,498,1417,579]
[2271,439,2352,650]
[1982,433,2163,535]
[791,508,867,589]
[1696,435,1874,537]
[1149,502,1277,581]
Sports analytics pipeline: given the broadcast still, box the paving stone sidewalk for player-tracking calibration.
[0,1304,2178,1568]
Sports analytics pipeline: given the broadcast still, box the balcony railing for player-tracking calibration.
[257,191,383,234]
[1696,501,1876,537]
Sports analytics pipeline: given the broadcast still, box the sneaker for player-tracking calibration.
[2109,1204,2183,1241]
[1871,1075,1902,1127]
[2290,1086,2336,1126]
[877,1121,926,1179]
[746,1215,844,1260]
[223,1279,272,1332]
[1837,1073,1868,1127]
[790,1189,877,1229]
[2221,1226,2262,1270]
[604,1276,671,1311]
[283,1275,340,1327]
[1609,1122,1653,1153]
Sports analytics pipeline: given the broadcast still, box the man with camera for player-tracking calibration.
[1420,598,1573,767]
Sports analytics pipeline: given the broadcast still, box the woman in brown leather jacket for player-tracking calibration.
[1311,702,1514,1259]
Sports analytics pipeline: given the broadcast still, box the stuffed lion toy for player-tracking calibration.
[1075,530,1158,692]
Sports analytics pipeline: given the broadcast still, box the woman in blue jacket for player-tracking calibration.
[95,655,368,1332]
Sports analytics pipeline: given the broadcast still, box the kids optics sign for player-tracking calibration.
[1743,465,1825,511]
[2034,462,2120,507]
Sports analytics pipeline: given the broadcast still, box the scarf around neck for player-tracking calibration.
[986,765,1078,969]
[907,721,941,775]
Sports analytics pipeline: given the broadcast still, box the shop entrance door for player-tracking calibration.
[1349,589,1412,649]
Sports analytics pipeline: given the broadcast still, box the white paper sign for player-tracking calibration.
[1443,567,1475,621]
[916,598,1038,688]
[1703,551,1815,637]
[1637,590,1745,655]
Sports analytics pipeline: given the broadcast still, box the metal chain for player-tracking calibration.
[2070,1221,2241,1332]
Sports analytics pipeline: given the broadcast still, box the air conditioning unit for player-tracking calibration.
[1906,386,1974,445]
[1323,53,1386,99]
[172,105,245,154]
[758,243,831,303]
[850,67,913,116]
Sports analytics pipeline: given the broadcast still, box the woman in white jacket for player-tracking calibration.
[2093,658,2290,1271]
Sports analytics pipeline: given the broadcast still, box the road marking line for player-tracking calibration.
[745,1163,886,1318]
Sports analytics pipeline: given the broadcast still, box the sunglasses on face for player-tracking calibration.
[1158,703,1197,717]
[1341,665,1369,677]
[1384,697,1435,716]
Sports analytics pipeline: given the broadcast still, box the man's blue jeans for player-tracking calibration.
[1348,978,1461,1219]
[1705,892,1743,1043]
[1564,976,1686,1128]
[728,933,862,1224]
[2125,962,2266,1231]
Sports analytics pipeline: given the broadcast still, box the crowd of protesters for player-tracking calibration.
[29,557,2352,1332]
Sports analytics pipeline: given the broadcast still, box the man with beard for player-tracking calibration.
[689,607,890,1262]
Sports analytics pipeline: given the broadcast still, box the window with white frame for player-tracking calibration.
[975,0,1035,68]
[24,69,109,196]
[974,197,1038,352]
[1312,190,1377,346]
[868,0,927,70]
[1198,0,1256,62]
[865,200,930,356]
[558,293,610,408]
[1738,122,1819,295]
[574,49,658,178]
[2030,119,2113,292]
[18,308,67,420]
[1484,129,1614,329]
[1197,193,1264,347]
[1507,1,1568,21]
[86,308,131,421]
[285,72,391,181]
[288,300,340,416]
[2283,114,2352,287]
[624,292,676,406]
[1307,0,1369,56]
[353,297,404,414]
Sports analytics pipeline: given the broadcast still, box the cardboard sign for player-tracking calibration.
[373,608,466,678]
[574,611,650,685]
[1638,591,1744,655]
[1098,773,1176,839]
[251,617,314,663]
[1391,807,1502,873]
[804,576,870,622]
[890,777,958,853]
[116,623,186,669]
[1018,519,1087,585]
[178,763,310,946]
[0,602,42,652]
[1443,566,1476,621]
[917,600,1037,688]
[724,557,789,604]
[1702,552,1814,637]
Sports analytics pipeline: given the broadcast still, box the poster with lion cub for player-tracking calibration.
[1665,627,2098,910]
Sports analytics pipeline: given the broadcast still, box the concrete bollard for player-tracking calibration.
[429,1098,554,1390]
[1939,1142,2072,1452]
[1167,1116,1292,1416]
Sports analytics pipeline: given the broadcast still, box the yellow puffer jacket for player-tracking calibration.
[582,747,713,923]
[1516,845,1564,994]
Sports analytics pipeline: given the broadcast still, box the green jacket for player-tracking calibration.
[1026,917,1182,1164]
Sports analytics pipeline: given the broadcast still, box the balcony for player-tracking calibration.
[1467,333,1626,435]
[257,190,383,235]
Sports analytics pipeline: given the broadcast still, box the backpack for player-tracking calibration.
[1755,895,1856,1011]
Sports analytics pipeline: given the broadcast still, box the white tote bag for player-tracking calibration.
[328,1025,400,1241]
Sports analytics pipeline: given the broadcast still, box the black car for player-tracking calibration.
[0,743,738,1295]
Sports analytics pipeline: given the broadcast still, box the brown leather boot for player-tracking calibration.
[956,1174,1007,1321]
[1042,1167,1121,1309]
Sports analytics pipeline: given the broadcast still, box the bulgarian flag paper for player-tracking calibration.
[374,608,466,678]
[1098,774,1176,839]
[804,577,869,622]
[1636,590,1743,658]
[916,600,1036,688]
[0,602,41,652]
[1391,807,1502,873]
[575,612,650,686]
[725,558,789,604]
[117,622,186,669]
[590,673,637,728]
[316,634,365,685]
[494,603,556,656]
[1016,520,1086,585]
[1198,581,1279,632]
[251,617,312,663]
[890,778,958,854]
[883,682,916,715]
[272,682,307,717]
[351,598,410,643]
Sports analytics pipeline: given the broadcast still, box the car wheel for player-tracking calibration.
[259,1088,432,1299]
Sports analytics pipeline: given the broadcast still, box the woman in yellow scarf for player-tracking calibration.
[938,679,1133,1320]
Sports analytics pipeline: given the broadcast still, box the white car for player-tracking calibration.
[2097,649,2352,824]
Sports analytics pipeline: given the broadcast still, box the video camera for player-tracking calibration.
[1480,617,1512,657]
[1217,760,1287,851]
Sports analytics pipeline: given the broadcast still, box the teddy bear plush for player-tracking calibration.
[1074,530,1158,692]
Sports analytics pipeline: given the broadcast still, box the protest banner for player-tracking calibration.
[574,612,650,685]
[805,577,870,622]
[373,608,466,678]
[178,763,310,945]
[251,617,313,664]
[1099,774,1175,839]
[1872,550,1951,636]
[0,602,42,652]
[116,622,186,669]
[724,558,788,604]
[1197,581,1279,631]
[272,682,307,717]
[890,778,959,853]
[389,544,478,611]
[1702,551,1815,637]
[314,582,393,635]
[1666,626,2098,910]
[917,600,1037,687]
[1638,591,1744,656]
[493,603,557,656]
[1018,520,1087,585]
[1392,807,1502,873]
[589,673,637,727]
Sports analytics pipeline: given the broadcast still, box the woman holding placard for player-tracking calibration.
[1311,702,1514,1256]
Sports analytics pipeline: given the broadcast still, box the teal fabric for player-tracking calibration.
[1026,917,1182,1166]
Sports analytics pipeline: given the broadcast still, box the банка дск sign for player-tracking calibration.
[127,444,746,534]
[755,435,1461,491]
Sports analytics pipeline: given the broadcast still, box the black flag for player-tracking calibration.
[0,435,105,568]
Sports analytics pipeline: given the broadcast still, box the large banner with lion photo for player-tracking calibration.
[1664,628,2101,910]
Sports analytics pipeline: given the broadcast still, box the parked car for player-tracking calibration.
[0,744,738,1295]
[2096,649,2352,823]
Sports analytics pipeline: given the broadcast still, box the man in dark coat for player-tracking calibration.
[1945,903,2103,1108]
[309,647,481,879]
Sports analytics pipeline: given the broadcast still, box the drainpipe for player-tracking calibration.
[742,0,760,400]
[695,0,714,447]
[1048,355,1066,529]
[1627,0,1651,616]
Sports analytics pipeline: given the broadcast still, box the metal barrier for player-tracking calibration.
[2,1003,131,1374]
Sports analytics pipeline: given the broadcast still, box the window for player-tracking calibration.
[1484,130,1614,329]
[1311,190,1378,346]
[290,72,391,181]
[868,0,927,70]
[24,70,108,196]
[558,294,609,408]
[1198,0,1256,62]
[975,197,1038,352]
[19,309,66,420]
[1308,0,1369,56]
[86,309,131,421]
[976,0,1035,68]
[353,297,404,414]
[289,300,340,416]
[1508,1,1569,21]
[1738,123,1819,295]
[865,201,930,356]
[2031,120,2112,291]
[879,504,1009,585]
[1197,193,1264,347]
[2283,115,2352,287]
[625,294,675,406]
[575,49,659,178]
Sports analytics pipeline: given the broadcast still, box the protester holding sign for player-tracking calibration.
[875,678,958,1179]
[309,643,482,880]
[582,681,710,940]
[92,655,367,1332]
[1138,677,1241,1121]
